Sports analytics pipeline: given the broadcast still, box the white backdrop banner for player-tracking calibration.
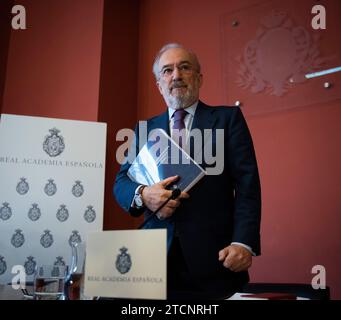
[0,114,106,284]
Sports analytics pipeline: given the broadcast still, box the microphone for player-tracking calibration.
[138,188,181,229]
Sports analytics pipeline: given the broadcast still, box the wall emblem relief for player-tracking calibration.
[236,10,329,96]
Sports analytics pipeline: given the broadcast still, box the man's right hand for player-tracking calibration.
[141,175,189,219]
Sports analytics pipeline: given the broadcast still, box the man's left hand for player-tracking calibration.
[218,244,252,272]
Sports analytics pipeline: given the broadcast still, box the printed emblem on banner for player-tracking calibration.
[24,256,36,275]
[28,203,41,221]
[68,230,82,247]
[40,230,54,248]
[0,202,12,221]
[84,205,96,223]
[44,179,57,196]
[115,247,132,274]
[43,128,65,157]
[51,266,60,277]
[0,256,7,275]
[72,180,84,197]
[38,266,44,277]
[54,256,66,266]
[11,229,25,248]
[16,177,29,195]
[56,204,69,222]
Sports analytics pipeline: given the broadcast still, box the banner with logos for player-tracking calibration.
[0,114,106,284]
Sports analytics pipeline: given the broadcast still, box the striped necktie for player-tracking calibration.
[172,109,187,148]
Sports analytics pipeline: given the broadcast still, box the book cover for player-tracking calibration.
[127,129,206,192]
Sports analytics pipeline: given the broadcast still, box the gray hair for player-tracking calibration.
[152,43,201,80]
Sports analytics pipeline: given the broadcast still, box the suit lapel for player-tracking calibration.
[147,110,170,136]
[190,101,218,167]
[191,101,217,132]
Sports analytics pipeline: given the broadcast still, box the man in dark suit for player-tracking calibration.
[114,43,261,298]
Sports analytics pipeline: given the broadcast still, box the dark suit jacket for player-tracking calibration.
[114,101,261,294]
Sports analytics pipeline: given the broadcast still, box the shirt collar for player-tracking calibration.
[168,101,198,120]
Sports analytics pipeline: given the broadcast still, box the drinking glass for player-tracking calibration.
[33,265,67,300]
[66,242,87,300]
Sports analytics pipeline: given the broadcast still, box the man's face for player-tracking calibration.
[156,48,203,110]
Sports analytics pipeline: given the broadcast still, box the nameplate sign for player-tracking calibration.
[84,229,167,300]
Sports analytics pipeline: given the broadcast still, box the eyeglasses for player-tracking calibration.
[159,63,196,79]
